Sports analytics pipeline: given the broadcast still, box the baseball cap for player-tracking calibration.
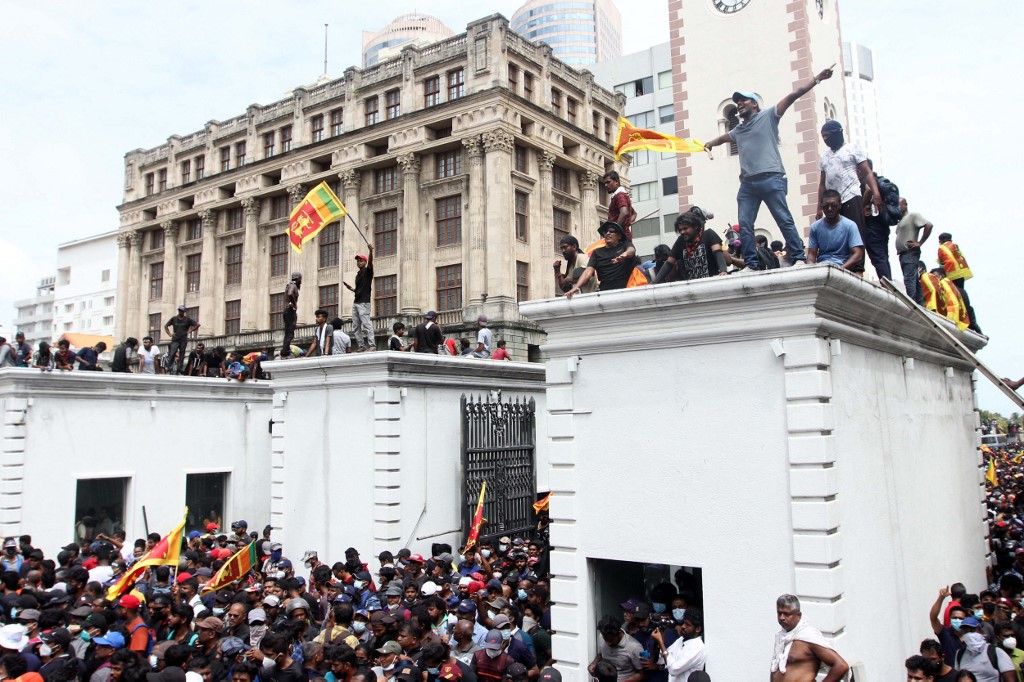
[248,608,266,624]
[424,311,437,320]
[220,637,248,657]
[188,531,201,540]
[270,542,283,551]
[94,632,126,649]
[277,559,292,569]
[421,582,439,596]
[487,579,503,591]
[69,605,92,618]
[376,640,402,655]
[458,577,472,588]
[385,583,404,597]
[175,572,193,584]
[17,609,40,623]
[196,617,225,633]
[3,538,16,549]
[619,598,640,612]
[118,594,141,610]
[482,629,504,651]
[632,603,652,619]
[962,616,981,628]
[177,305,187,312]
[262,595,281,607]
[731,90,759,102]
[407,554,424,564]
[456,599,476,614]
[355,254,367,262]
[394,664,419,682]
[820,119,843,134]
[492,614,511,629]
[206,523,218,532]
[539,667,563,682]
[40,628,72,649]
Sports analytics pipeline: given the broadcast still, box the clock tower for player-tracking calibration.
[667,0,847,241]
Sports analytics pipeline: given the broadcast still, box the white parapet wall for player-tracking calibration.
[0,371,273,552]
[261,352,548,562]
[519,265,988,681]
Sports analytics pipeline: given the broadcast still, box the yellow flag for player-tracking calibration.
[987,459,999,487]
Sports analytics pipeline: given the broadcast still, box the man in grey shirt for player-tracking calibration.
[703,65,836,270]
[894,197,933,304]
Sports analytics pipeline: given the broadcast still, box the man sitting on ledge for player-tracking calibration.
[565,222,636,299]
[806,189,864,273]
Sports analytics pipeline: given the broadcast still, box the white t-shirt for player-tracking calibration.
[138,346,160,374]
[332,329,351,354]
[819,142,867,202]
[476,327,493,356]
[959,644,1016,682]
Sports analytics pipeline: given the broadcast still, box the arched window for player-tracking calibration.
[718,97,757,157]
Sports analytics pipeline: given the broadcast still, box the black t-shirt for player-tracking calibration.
[389,335,405,351]
[203,352,225,377]
[586,241,636,291]
[167,316,197,341]
[354,265,374,303]
[111,345,131,372]
[934,668,958,682]
[413,322,444,353]
[669,229,723,280]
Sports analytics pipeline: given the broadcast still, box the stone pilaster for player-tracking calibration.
[462,136,486,307]
[397,153,423,315]
[198,209,218,333]
[286,184,316,323]
[534,153,555,300]
[481,129,515,311]
[161,221,179,308]
[579,170,600,241]
[115,233,132,340]
[126,230,144,338]
[240,197,262,331]
[0,398,29,538]
[339,170,363,315]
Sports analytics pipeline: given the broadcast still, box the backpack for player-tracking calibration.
[756,245,781,270]
[130,621,156,656]
[875,174,901,226]
[955,642,1000,671]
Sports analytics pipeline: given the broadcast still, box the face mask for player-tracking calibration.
[80,631,91,641]
[304,562,312,569]
[352,621,367,634]
[500,630,512,641]
[262,656,276,671]
[353,580,366,590]
[824,130,845,151]
[1005,637,1018,650]
[974,609,984,620]
[383,661,396,672]
[499,545,508,552]
[522,616,537,632]
[485,648,502,659]
[517,589,528,602]
[271,550,282,561]
[672,608,686,622]
[39,644,52,657]
[213,607,225,617]
[488,610,499,620]
[951,618,963,632]
[652,603,666,614]
[493,572,502,579]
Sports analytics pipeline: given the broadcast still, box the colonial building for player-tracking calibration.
[116,14,624,359]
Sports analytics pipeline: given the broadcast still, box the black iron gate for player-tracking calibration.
[461,392,537,544]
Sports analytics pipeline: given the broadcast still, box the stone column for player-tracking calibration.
[198,209,218,332]
[240,197,262,332]
[287,184,315,324]
[396,153,422,315]
[579,170,600,237]
[161,221,179,308]
[481,129,516,311]
[462,135,486,308]
[115,233,132,340]
[535,153,555,300]
[126,230,144,337]
[339,170,362,318]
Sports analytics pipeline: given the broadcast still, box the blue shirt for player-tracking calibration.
[809,215,863,266]
[76,347,100,370]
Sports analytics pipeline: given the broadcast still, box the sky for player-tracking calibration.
[1,1,1020,411]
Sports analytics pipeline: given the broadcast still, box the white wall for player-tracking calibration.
[53,231,119,339]
[0,371,272,552]
[520,265,988,681]
[262,352,548,561]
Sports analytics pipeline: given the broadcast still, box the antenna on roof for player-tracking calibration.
[323,24,329,76]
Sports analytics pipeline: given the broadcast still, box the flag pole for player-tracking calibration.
[344,213,370,247]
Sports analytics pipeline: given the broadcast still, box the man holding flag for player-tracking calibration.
[701,65,836,270]
[106,509,187,603]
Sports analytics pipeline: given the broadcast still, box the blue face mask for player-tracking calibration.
[652,603,666,614]
[974,609,984,620]
[672,608,685,622]
[951,618,963,632]
[271,549,282,562]
[518,589,528,602]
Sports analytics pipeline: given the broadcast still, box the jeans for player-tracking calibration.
[898,248,922,304]
[352,302,375,349]
[167,339,187,374]
[282,307,297,356]
[737,174,806,269]
[862,214,892,281]
[840,196,866,273]
[952,278,981,333]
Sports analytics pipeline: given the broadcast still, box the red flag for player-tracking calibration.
[532,493,551,515]
[202,541,260,594]
[106,509,187,601]
[462,481,487,553]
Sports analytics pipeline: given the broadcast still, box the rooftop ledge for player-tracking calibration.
[518,264,987,369]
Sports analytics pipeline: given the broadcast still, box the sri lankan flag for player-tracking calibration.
[532,492,551,515]
[288,182,347,254]
[987,458,999,487]
[614,117,704,160]
[107,508,187,601]
[202,541,260,594]
[461,482,487,554]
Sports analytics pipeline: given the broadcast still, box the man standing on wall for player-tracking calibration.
[937,232,981,334]
[164,305,201,375]
[282,272,301,358]
[603,172,635,241]
[345,245,375,352]
[770,594,849,682]
[702,65,837,270]
[895,199,933,305]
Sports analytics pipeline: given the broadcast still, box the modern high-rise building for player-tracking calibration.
[12,277,55,350]
[666,0,847,242]
[362,13,455,67]
[51,230,118,354]
[510,0,622,66]
[116,15,624,359]
[842,41,884,172]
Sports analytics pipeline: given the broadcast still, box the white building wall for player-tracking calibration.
[843,42,884,172]
[52,231,118,338]
[12,278,55,349]
[520,265,988,681]
[0,372,272,551]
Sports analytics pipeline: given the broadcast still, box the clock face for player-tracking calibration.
[712,0,751,14]
[816,0,825,19]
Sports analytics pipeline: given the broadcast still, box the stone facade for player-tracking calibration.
[116,14,624,361]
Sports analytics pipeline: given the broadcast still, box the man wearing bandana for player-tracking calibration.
[652,210,727,283]
[816,120,880,274]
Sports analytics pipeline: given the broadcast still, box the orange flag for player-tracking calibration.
[462,481,487,553]
[614,117,704,160]
[106,508,187,601]
[532,492,551,515]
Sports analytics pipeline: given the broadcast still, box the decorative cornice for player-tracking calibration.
[481,129,514,154]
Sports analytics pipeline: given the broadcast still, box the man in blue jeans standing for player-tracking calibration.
[703,65,836,270]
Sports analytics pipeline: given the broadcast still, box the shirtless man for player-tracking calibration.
[770,594,849,682]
